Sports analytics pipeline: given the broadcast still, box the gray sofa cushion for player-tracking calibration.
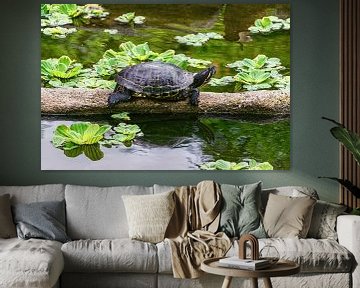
[62,239,158,273]
[65,185,153,239]
[229,238,353,273]
[0,194,16,238]
[0,184,65,204]
[157,237,353,274]
[218,182,266,238]
[0,238,64,288]
[12,200,70,243]
[261,186,319,213]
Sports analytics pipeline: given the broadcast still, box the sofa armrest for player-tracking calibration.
[337,215,360,288]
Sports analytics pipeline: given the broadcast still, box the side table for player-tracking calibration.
[201,257,300,288]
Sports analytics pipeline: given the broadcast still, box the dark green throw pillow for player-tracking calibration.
[218,182,266,238]
[12,200,70,243]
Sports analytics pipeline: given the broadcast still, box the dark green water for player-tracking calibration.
[41,115,290,170]
[41,4,290,170]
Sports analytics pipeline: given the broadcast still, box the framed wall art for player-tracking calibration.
[41,4,290,170]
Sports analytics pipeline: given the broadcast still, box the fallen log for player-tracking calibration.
[41,88,290,116]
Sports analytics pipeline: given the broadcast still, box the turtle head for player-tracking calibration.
[192,66,216,88]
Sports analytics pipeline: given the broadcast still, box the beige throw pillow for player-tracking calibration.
[263,193,316,238]
[122,191,175,243]
[0,194,17,238]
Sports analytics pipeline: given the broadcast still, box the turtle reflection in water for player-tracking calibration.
[108,61,216,107]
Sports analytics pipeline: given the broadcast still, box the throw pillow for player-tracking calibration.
[0,194,16,238]
[12,200,70,243]
[307,200,347,240]
[218,182,266,238]
[122,190,175,243]
[263,193,316,238]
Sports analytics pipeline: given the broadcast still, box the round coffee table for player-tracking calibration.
[201,257,300,288]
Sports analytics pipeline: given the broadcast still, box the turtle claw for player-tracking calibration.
[107,91,132,107]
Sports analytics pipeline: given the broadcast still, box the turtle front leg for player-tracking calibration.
[108,87,132,107]
[189,88,200,106]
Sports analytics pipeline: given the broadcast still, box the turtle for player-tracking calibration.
[108,61,216,107]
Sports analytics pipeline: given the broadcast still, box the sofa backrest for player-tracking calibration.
[0,184,65,204]
[65,184,154,240]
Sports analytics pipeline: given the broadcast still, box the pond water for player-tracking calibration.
[41,115,290,170]
[41,4,290,170]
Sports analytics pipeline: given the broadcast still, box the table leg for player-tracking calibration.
[263,277,273,288]
[221,276,233,288]
[251,278,258,288]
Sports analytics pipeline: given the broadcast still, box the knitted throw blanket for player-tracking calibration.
[165,180,231,278]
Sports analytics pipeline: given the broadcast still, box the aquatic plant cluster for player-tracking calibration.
[51,114,273,170]
[41,4,290,92]
[41,42,212,89]
[248,16,290,34]
[209,54,290,91]
[52,113,144,161]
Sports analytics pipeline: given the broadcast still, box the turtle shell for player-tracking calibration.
[116,62,194,96]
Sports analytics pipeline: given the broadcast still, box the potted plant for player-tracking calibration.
[321,117,360,215]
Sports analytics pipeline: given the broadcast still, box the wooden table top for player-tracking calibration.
[201,257,300,278]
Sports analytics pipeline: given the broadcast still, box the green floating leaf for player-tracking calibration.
[200,159,273,170]
[227,55,284,72]
[208,76,235,87]
[248,16,290,34]
[52,122,111,149]
[111,112,131,121]
[64,144,104,161]
[41,56,83,81]
[175,32,223,46]
[92,41,212,78]
[114,12,145,24]
[42,26,77,39]
[104,29,118,35]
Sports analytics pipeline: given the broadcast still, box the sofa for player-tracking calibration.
[0,183,359,288]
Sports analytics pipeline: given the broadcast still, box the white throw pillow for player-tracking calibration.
[122,191,175,243]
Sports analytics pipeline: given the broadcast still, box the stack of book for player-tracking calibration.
[218,257,271,270]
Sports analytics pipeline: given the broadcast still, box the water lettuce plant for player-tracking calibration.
[48,78,116,89]
[200,159,273,170]
[93,41,212,78]
[52,122,111,151]
[111,112,131,121]
[227,55,284,72]
[41,4,109,27]
[114,12,146,25]
[41,26,77,39]
[208,54,289,91]
[100,123,143,146]
[104,29,118,35]
[248,16,290,34]
[41,56,83,82]
[175,32,223,46]
[63,144,104,161]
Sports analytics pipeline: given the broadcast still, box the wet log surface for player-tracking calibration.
[41,88,290,116]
